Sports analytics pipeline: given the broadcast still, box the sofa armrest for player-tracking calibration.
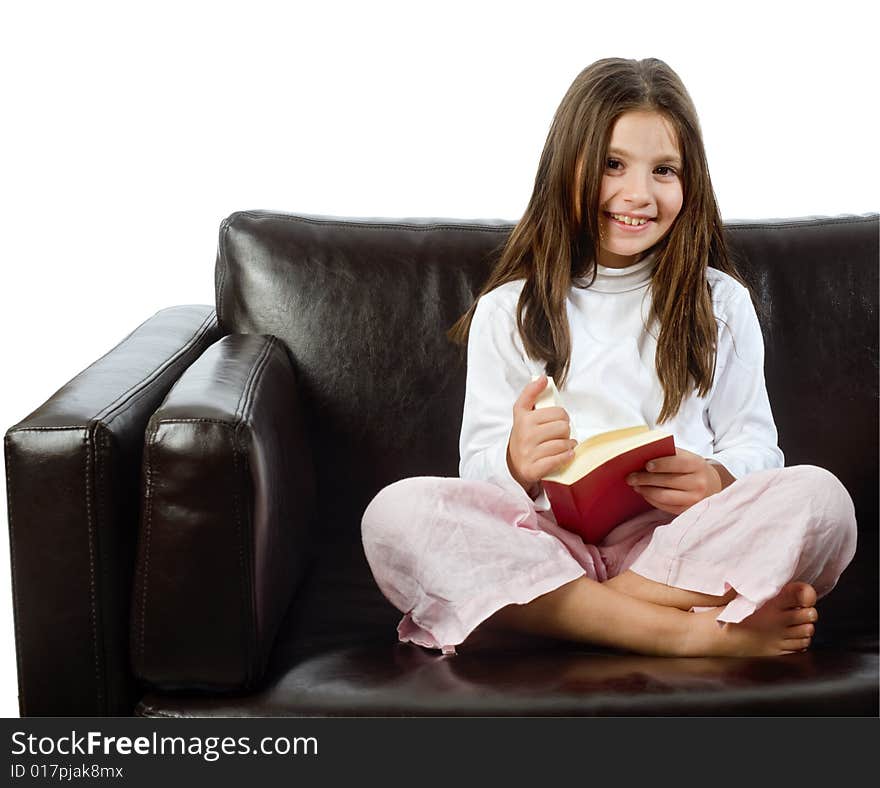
[130,333,317,692]
[4,305,223,716]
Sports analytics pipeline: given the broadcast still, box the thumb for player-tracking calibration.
[515,375,548,413]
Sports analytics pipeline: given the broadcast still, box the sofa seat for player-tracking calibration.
[135,639,878,717]
[135,545,879,717]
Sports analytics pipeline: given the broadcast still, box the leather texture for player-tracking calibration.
[5,211,878,716]
[5,306,222,715]
[136,637,879,717]
[131,333,316,691]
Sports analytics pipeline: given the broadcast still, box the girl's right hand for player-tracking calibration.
[506,375,578,492]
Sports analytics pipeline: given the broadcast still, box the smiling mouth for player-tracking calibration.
[605,211,655,226]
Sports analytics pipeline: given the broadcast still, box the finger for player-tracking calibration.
[530,406,570,425]
[627,471,698,491]
[514,375,549,413]
[631,486,687,516]
[633,485,696,510]
[533,438,578,461]
[643,453,702,475]
[531,419,575,445]
[533,447,577,478]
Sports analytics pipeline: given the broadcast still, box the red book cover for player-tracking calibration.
[541,432,675,544]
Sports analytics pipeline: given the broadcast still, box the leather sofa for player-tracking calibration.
[5,209,877,717]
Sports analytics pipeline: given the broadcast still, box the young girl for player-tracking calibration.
[361,57,857,659]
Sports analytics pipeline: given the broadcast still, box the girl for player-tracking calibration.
[361,57,857,659]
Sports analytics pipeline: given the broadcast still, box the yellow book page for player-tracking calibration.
[542,425,671,484]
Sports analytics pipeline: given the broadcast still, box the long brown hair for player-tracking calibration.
[447,57,751,424]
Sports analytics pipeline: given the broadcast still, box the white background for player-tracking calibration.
[0,0,876,718]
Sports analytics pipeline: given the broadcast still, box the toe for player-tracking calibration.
[793,582,817,608]
[776,582,809,610]
[786,607,817,625]
[785,623,815,638]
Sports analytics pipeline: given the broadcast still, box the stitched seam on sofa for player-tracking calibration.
[239,339,278,679]
[234,337,275,422]
[4,432,29,716]
[98,310,218,426]
[232,339,275,679]
[237,210,516,234]
[95,422,113,714]
[725,216,877,231]
[238,337,276,422]
[238,210,876,233]
[146,418,239,426]
[217,218,233,327]
[6,426,101,432]
[231,422,252,685]
[138,422,158,671]
[84,422,104,714]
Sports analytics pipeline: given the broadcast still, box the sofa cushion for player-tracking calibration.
[131,333,316,691]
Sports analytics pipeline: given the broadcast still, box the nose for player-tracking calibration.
[619,167,652,206]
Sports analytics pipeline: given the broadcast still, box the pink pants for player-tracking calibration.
[361,465,858,655]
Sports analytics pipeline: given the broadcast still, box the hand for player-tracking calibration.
[625,447,724,516]
[507,375,578,493]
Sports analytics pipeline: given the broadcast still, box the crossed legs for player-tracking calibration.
[604,569,737,610]
[483,464,856,658]
[481,574,817,658]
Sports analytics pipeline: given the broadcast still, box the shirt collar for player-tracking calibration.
[577,247,660,294]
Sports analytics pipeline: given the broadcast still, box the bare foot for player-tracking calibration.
[685,582,818,657]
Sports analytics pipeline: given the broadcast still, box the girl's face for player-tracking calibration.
[596,110,684,269]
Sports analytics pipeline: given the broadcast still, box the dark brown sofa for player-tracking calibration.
[5,210,878,716]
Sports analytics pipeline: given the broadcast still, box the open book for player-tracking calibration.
[533,376,675,544]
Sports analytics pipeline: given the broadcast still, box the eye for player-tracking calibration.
[606,159,678,176]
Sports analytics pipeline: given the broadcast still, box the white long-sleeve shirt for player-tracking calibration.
[458,249,784,512]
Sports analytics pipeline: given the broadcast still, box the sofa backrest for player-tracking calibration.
[723,215,878,512]
[214,210,878,639]
[214,211,877,527]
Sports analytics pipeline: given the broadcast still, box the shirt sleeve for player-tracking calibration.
[458,290,542,503]
[706,284,785,478]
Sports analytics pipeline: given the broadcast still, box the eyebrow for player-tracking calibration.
[607,147,683,167]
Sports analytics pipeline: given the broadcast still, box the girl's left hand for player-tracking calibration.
[625,447,723,516]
